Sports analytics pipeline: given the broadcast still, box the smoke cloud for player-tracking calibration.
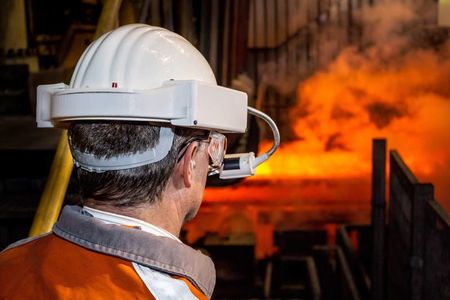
[258,0,450,209]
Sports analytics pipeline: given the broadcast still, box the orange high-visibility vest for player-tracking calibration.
[0,205,215,299]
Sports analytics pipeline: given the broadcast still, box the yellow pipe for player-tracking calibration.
[119,0,136,26]
[28,0,123,237]
[29,131,74,237]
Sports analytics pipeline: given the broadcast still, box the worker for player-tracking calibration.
[0,24,279,299]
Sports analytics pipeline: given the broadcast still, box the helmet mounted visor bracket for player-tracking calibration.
[37,80,280,178]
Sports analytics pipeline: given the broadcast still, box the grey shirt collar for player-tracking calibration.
[53,205,215,298]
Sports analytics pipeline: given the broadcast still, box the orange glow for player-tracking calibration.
[186,178,371,254]
[190,45,450,255]
[187,2,449,258]
[190,43,450,257]
[251,46,450,209]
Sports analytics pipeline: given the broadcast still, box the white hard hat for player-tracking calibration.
[71,24,217,90]
[37,24,247,133]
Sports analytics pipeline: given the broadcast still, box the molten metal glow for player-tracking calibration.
[253,46,450,209]
[195,46,450,255]
[191,2,449,258]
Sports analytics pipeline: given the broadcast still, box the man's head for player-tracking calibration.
[62,24,220,219]
[68,121,211,221]
[35,24,255,228]
[55,24,241,228]
[37,24,252,181]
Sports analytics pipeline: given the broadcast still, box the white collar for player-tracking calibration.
[82,206,182,243]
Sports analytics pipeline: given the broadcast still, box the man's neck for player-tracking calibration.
[86,199,184,238]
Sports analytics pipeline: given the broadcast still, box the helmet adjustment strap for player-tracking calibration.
[71,126,174,173]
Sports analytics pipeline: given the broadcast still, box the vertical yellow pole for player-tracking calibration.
[29,131,73,236]
[119,0,136,26]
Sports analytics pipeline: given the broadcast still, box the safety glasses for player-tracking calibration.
[177,131,227,176]
[204,132,227,175]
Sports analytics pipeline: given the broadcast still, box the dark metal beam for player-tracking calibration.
[371,139,386,300]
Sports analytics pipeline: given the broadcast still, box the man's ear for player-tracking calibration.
[181,142,198,188]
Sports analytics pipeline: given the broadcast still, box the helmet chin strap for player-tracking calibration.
[71,126,174,173]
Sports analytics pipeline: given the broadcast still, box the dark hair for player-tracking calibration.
[68,121,195,207]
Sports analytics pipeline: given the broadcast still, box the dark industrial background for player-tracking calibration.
[1,0,449,299]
